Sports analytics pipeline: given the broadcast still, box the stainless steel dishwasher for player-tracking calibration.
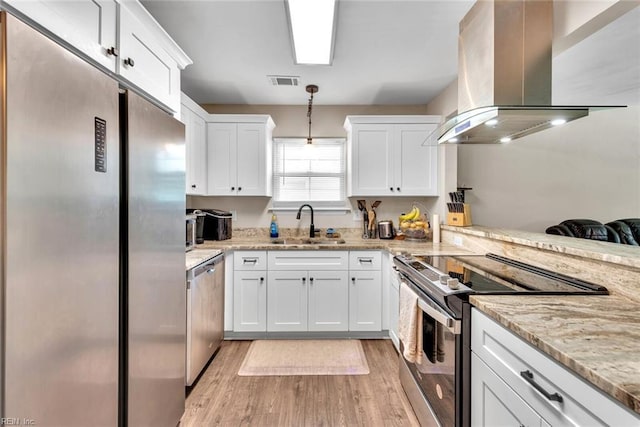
[186,254,224,386]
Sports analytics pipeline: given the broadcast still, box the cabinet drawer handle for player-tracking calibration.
[520,370,563,403]
[243,258,258,264]
[358,258,373,263]
[106,46,119,57]
[206,268,215,274]
[124,57,135,67]
[191,184,197,188]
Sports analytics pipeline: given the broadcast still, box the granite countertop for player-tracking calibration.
[194,236,475,256]
[186,248,223,271]
[442,225,640,269]
[471,294,640,415]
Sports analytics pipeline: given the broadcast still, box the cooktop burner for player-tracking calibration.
[414,254,608,295]
[394,253,608,308]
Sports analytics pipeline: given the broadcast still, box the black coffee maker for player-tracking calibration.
[186,209,232,242]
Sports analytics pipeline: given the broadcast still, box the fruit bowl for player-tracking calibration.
[398,204,431,240]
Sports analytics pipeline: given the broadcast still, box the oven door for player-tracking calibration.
[400,280,462,427]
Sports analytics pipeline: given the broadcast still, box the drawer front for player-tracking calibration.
[472,309,638,426]
[349,251,382,270]
[268,251,348,271]
[234,251,268,270]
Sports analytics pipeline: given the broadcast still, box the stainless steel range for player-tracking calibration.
[393,253,608,427]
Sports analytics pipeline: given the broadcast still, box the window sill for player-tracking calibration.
[269,206,352,214]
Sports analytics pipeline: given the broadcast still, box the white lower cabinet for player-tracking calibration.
[266,251,349,333]
[233,271,266,332]
[388,258,400,351]
[267,271,308,332]
[308,271,349,332]
[233,251,267,332]
[471,309,640,427]
[472,353,550,427]
[232,250,386,334]
[349,271,382,331]
[349,251,382,331]
[267,270,349,332]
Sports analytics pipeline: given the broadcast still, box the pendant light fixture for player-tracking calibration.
[306,84,318,144]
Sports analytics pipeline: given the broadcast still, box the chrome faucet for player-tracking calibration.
[296,204,316,238]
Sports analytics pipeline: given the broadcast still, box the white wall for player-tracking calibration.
[457,107,640,232]
[453,5,640,232]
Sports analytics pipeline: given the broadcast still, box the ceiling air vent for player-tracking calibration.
[268,75,300,86]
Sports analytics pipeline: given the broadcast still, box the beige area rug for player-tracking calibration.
[238,339,370,376]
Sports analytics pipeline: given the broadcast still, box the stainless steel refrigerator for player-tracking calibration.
[0,12,186,426]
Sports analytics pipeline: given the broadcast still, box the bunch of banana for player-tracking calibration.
[399,205,420,222]
[399,205,429,232]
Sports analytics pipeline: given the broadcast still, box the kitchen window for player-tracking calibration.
[272,138,346,209]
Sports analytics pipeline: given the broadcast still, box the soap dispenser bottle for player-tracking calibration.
[270,214,279,238]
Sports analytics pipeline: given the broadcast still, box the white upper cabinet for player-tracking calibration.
[118,3,185,113]
[181,93,208,195]
[207,115,275,196]
[4,0,192,113]
[4,0,118,72]
[344,116,440,197]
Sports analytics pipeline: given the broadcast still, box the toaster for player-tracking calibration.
[377,220,395,239]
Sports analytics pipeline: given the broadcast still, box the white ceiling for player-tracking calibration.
[141,0,474,105]
[142,1,640,107]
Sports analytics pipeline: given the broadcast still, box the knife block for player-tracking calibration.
[446,204,472,226]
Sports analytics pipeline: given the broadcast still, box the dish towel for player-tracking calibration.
[398,281,423,364]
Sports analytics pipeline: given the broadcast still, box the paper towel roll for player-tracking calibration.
[432,214,440,243]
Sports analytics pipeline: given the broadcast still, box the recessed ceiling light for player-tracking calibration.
[551,118,567,126]
[500,137,512,143]
[286,0,337,65]
[485,119,499,126]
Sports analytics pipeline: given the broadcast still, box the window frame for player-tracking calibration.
[271,137,348,211]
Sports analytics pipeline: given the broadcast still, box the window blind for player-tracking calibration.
[272,138,346,207]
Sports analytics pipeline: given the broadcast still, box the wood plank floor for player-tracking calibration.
[181,339,419,426]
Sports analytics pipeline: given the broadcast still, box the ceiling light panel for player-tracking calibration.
[286,0,337,65]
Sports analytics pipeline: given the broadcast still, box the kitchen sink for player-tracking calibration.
[270,238,346,245]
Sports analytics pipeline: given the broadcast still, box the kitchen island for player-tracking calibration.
[442,225,640,417]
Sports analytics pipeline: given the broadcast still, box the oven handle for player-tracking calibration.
[417,299,462,335]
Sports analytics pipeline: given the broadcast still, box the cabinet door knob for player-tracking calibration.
[260,277,264,283]
[191,184,196,188]
[397,187,401,191]
[238,187,242,191]
[106,46,119,57]
[124,57,135,67]
[389,187,394,192]
[302,277,306,283]
[309,277,314,284]
[231,187,235,191]
[352,277,356,283]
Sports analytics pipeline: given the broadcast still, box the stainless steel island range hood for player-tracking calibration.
[430,0,623,145]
